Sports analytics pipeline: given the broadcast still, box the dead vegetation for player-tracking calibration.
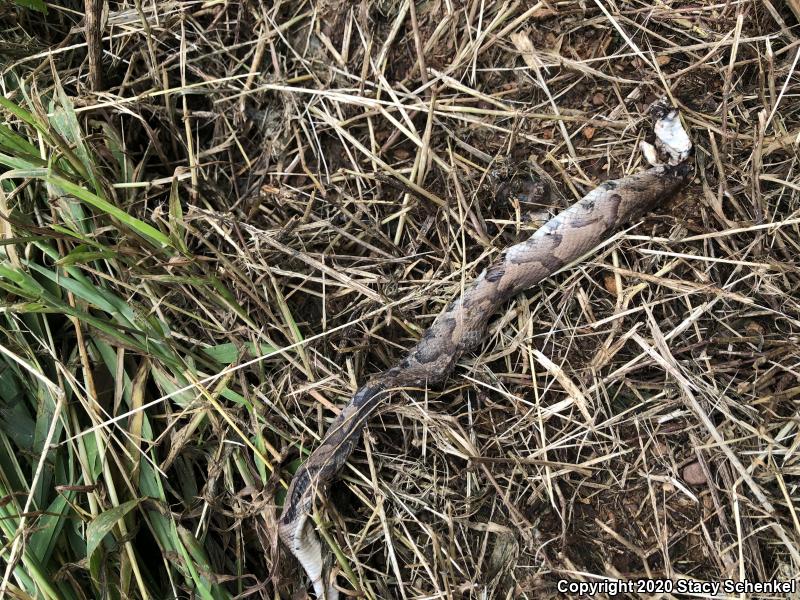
[2,0,800,598]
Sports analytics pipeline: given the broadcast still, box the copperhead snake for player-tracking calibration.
[278,99,693,599]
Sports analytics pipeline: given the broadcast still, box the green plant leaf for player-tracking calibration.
[86,498,142,559]
[56,248,116,266]
[201,342,276,364]
[0,123,40,157]
[46,175,173,249]
[0,95,45,132]
[11,0,47,13]
[29,492,73,563]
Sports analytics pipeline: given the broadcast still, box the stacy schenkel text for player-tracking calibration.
[557,577,796,596]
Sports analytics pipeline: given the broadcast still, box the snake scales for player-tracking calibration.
[278,100,692,599]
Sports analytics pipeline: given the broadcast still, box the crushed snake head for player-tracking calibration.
[641,96,692,166]
[278,99,693,599]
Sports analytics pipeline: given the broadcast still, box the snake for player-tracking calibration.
[278,99,693,599]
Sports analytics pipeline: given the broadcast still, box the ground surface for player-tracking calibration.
[1,1,800,599]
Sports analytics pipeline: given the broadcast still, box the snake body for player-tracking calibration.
[278,106,691,599]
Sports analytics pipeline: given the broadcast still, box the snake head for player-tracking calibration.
[641,97,692,167]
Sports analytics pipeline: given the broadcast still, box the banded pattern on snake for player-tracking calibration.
[278,100,692,599]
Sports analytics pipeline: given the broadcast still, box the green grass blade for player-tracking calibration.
[46,175,173,249]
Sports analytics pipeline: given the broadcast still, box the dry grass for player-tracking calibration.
[2,0,800,598]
